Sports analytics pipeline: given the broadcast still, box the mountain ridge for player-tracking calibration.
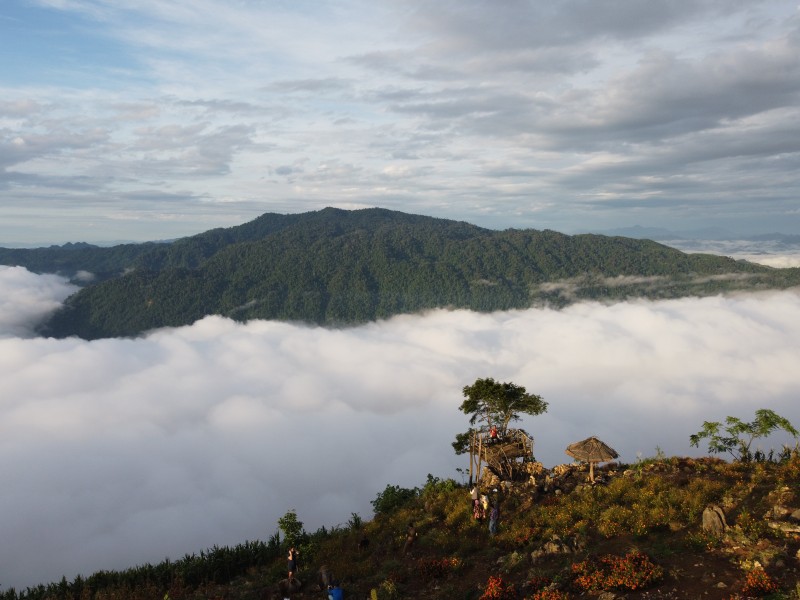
[1,208,798,340]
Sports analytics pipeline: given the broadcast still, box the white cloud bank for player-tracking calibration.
[1,268,800,589]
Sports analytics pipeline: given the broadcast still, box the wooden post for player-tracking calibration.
[468,430,475,486]
[476,433,483,487]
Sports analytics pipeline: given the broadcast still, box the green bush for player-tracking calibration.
[371,484,419,515]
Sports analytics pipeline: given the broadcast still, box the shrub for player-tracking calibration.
[683,530,722,552]
[740,566,779,596]
[524,591,571,600]
[371,484,419,515]
[415,556,462,579]
[735,508,773,542]
[371,578,399,600]
[571,551,663,593]
[480,574,518,600]
[597,505,634,538]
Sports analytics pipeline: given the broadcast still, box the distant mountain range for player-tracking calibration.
[595,225,800,243]
[1,208,798,340]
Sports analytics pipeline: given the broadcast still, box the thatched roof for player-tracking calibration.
[565,436,618,464]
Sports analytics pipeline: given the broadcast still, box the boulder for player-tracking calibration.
[530,535,584,564]
[702,505,728,537]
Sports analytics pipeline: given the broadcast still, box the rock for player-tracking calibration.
[771,504,792,519]
[702,505,728,537]
[768,521,800,534]
[597,592,619,600]
[525,462,545,476]
[530,535,577,564]
[551,464,573,478]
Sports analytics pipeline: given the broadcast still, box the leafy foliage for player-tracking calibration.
[277,509,305,548]
[458,378,547,434]
[370,484,419,515]
[689,409,798,461]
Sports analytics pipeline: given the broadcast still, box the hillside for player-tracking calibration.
[1,208,798,339]
[3,453,799,600]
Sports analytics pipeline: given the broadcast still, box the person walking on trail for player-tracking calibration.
[489,504,499,535]
[480,493,489,519]
[403,521,417,555]
[287,546,299,582]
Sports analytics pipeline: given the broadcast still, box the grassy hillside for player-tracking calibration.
[23,208,799,340]
[4,453,800,600]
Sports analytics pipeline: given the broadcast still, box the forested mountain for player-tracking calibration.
[3,208,798,340]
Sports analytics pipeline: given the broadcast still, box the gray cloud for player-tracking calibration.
[1,267,800,589]
[2,1,800,241]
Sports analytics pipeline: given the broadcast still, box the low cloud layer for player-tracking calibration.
[2,268,800,589]
[664,238,800,268]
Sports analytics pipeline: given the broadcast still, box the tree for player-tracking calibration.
[451,428,476,455]
[277,509,305,548]
[458,377,547,436]
[689,409,798,461]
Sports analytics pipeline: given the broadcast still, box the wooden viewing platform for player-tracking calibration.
[469,428,535,483]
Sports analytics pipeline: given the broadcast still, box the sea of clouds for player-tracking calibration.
[2,265,800,590]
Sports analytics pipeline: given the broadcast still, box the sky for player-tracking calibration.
[2,0,800,245]
[2,265,800,589]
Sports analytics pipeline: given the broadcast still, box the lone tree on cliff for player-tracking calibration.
[453,377,547,454]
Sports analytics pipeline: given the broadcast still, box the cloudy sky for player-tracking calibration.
[2,265,800,589]
[2,0,800,245]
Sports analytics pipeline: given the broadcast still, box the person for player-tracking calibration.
[489,503,499,535]
[470,485,482,520]
[327,581,344,600]
[480,493,489,518]
[318,564,333,590]
[287,546,299,582]
[403,521,417,555]
[489,425,498,443]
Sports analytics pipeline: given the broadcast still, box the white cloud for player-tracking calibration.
[1,269,800,589]
[0,266,78,338]
[2,1,800,242]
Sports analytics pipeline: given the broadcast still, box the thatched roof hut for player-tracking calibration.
[565,436,618,482]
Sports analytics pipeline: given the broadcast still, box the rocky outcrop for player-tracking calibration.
[702,505,728,537]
